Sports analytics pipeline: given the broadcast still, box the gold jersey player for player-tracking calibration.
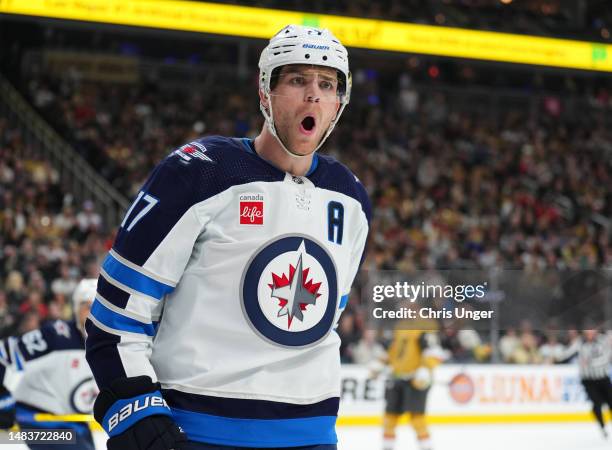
[381,319,446,450]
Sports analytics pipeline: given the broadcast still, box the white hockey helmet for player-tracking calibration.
[72,278,97,315]
[258,24,352,157]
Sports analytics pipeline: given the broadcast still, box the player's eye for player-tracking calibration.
[289,76,305,86]
[320,80,335,91]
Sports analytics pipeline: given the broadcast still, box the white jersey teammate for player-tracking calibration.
[85,24,370,450]
[0,279,98,450]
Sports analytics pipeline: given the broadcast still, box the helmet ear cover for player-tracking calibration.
[72,278,97,316]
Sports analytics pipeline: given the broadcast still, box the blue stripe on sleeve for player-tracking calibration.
[102,253,174,300]
[90,301,156,336]
[339,294,349,309]
[171,408,337,447]
[9,338,23,371]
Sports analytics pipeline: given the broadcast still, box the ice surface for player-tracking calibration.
[337,423,611,450]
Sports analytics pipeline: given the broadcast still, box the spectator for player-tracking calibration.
[18,290,48,321]
[53,204,77,236]
[509,332,543,364]
[338,313,362,364]
[0,291,17,335]
[540,331,567,364]
[17,311,40,334]
[5,270,25,306]
[75,200,102,239]
[350,329,387,365]
[49,291,72,321]
[499,328,520,363]
[50,263,78,298]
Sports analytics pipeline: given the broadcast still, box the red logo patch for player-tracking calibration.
[240,201,264,225]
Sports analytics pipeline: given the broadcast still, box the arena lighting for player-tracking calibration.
[1,0,612,72]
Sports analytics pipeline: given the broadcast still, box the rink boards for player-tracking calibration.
[338,364,610,425]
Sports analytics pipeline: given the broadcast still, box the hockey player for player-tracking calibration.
[580,328,612,437]
[85,24,370,450]
[0,278,98,450]
[560,328,612,438]
[379,319,446,450]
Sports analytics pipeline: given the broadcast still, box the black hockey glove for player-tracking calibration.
[0,385,15,429]
[93,376,186,450]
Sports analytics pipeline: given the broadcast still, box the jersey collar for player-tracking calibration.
[240,138,319,177]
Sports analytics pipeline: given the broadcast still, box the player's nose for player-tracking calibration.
[303,80,321,103]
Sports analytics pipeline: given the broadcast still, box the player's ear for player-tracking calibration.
[259,88,269,110]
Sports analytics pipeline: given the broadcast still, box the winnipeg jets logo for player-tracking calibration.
[259,240,328,333]
[241,236,338,347]
[70,377,99,414]
[269,242,321,328]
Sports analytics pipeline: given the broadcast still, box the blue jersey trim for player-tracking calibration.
[239,138,255,154]
[90,300,156,336]
[306,153,319,176]
[11,339,24,371]
[102,253,173,300]
[239,138,319,176]
[102,392,172,437]
[171,407,337,447]
[339,294,349,309]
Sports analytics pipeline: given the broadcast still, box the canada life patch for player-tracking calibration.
[239,193,264,225]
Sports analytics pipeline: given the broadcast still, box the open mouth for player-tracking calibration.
[300,116,316,134]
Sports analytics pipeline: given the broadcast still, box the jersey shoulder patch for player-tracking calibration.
[167,135,239,168]
[165,135,283,202]
[172,141,215,164]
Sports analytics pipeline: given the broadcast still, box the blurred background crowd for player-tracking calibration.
[0,0,610,364]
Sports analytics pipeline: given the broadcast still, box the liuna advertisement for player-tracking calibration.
[338,364,596,425]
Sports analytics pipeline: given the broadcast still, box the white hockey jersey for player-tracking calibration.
[85,136,370,447]
[0,320,97,432]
